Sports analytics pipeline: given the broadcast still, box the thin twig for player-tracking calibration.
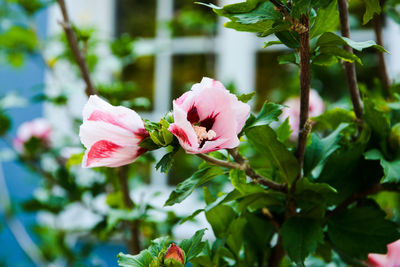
[294,15,311,182]
[56,0,97,97]
[0,162,48,267]
[117,166,141,254]
[269,236,285,267]
[196,154,242,169]
[228,148,288,192]
[373,12,391,98]
[337,0,363,119]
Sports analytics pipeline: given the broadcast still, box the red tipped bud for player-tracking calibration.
[164,243,184,265]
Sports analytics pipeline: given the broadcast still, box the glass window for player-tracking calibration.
[171,54,215,105]
[171,0,217,37]
[115,0,157,38]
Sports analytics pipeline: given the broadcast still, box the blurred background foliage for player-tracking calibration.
[0,0,399,266]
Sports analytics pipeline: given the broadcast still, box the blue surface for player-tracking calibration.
[0,7,126,267]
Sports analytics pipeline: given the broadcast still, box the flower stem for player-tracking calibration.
[337,0,363,119]
[197,151,287,192]
[295,14,311,178]
[373,12,391,98]
[56,0,97,97]
[117,166,141,254]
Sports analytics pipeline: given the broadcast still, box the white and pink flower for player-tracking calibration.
[280,89,325,140]
[367,239,400,267]
[79,95,148,168]
[14,118,52,153]
[168,77,250,154]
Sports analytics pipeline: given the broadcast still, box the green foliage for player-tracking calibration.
[281,217,324,265]
[309,0,339,38]
[179,229,206,262]
[0,111,11,136]
[363,0,381,24]
[327,203,400,259]
[246,125,299,184]
[164,167,225,206]
[365,149,400,183]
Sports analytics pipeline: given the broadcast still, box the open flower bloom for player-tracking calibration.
[367,240,400,267]
[169,77,250,154]
[280,89,325,140]
[79,95,148,168]
[13,118,52,153]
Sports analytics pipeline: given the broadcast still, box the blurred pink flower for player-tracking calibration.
[14,118,51,153]
[169,77,250,154]
[280,89,325,140]
[367,240,400,267]
[79,95,148,168]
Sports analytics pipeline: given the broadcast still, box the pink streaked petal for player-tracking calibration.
[85,140,122,167]
[199,137,232,154]
[231,99,250,134]
[367,254,389,267]
[83,95,144,133]
[79,121,140,149]
[193,87,233,121]
[170,104,198,146]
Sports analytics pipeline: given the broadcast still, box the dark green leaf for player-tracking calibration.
[278,52,299,65]
[365,149,400,183]
[312,108,355,131]
[327,203,400,259]
[164,167,225,206]
[281,217,324,264]
[156,149,178,173]
[304,124,348,178]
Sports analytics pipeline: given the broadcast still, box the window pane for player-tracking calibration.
[171,54,215,105]
[121,56,155,111]
[115,0,156,38]
[171,0,217,37]
[255,52,297,109]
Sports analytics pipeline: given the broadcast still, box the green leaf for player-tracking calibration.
[363,0,381,24]
[312,108,355,131]
[237,92,256,103]
[164,167,225,206]
[276,30,300,48]
[118,251,154,267]
[230,2,282,24]
[316,32,387,52]
[365,149,400,183]
[246,125,299,184]
[311,54,339,66]
[276,118,292,143]
[254,101,283,126]
[205,204,236,238]
[318,46,362,64]
[327,203,400,259]
[364,97,390,151]
[278,52,299,65]
[291,0,311,18]
[310,0,339,38]
[281,217,324,265]
[229,169,265,195]
[263,40,282,48]
[156,149,178,173]
[304,124,348,178]
[295,178,337,196]
[148,237,170,259]
[179,229,206,262]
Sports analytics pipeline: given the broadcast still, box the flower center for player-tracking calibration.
[193,125,216,144]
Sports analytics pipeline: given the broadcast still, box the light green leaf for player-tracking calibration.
[229,169,265,195]
[365,149,400,183]
[310,0,339,38]
[316,32,387,52]
[164,167,225,206]
[237,92,256,103]
[281,217,324,265]
[276,118,292,143]
[179,229,206,262]
[318,46,362,64]
[363,0,381,24]
[263,40,283,48]
[118,251,154,267]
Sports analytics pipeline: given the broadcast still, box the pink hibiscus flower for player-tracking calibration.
[168,77,250,154]
[79,95,149,168]
[280,89,325,140]
[367,240,400,267]
[14,118,52,153]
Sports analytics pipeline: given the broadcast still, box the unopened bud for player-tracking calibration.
[164,243,184,265]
